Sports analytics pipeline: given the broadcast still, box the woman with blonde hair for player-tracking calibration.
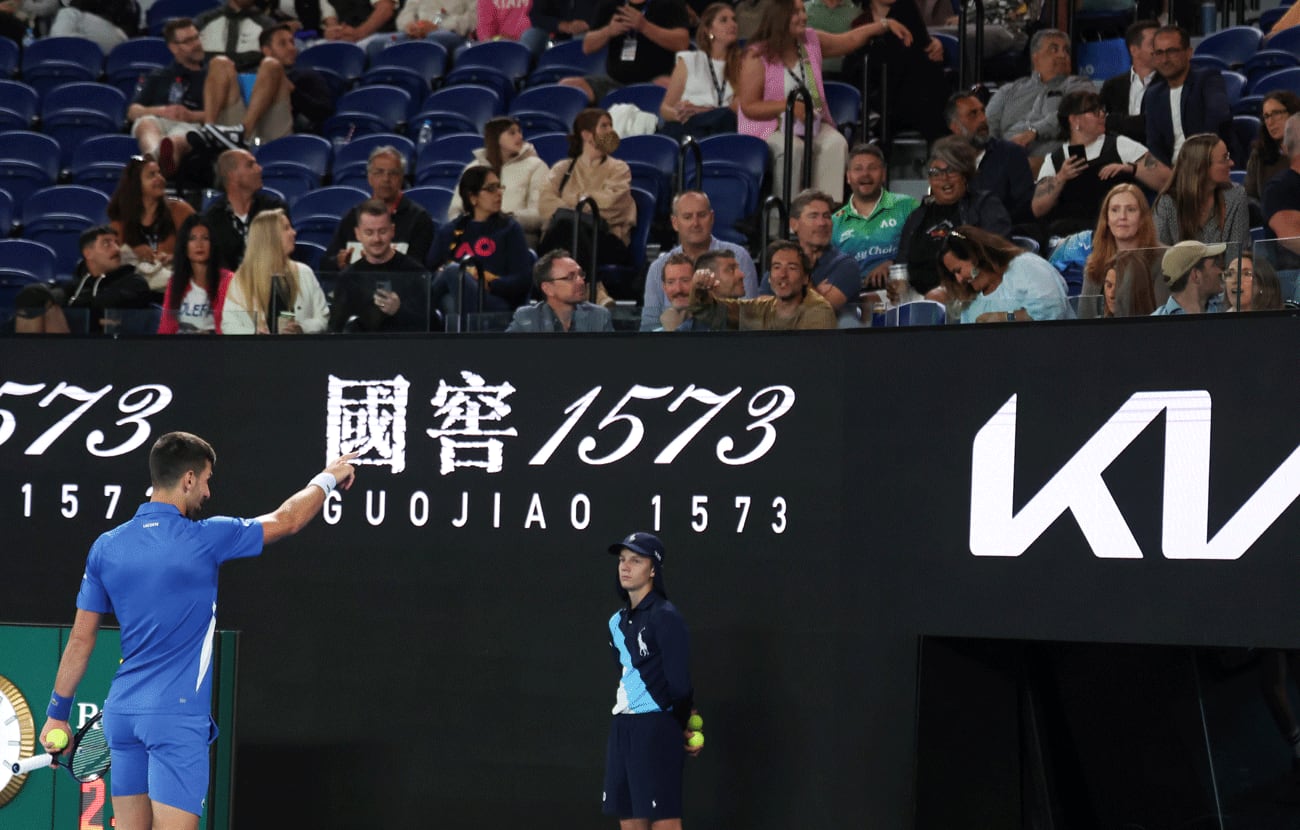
[660,3,744,140]
[221,209,329,334]
[1153,133,1249,246]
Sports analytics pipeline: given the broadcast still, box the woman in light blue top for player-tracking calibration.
[938,225,1072,323]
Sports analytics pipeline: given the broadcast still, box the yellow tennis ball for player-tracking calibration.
[687,714,703,732]
[687,731,704,749]
[47,728,68,751]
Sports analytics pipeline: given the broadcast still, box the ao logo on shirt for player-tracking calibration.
[453,238,498,260]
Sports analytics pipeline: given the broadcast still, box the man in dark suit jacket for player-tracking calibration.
[1099,19,1159,144]
[945,90,1035,225]
[1143,25,1231,166]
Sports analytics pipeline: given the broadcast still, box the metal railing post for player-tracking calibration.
[782,86,814,208]
[678,136,704,192]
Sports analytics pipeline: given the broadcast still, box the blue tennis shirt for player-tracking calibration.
[76,502,263,714]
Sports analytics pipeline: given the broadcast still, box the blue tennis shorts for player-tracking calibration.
[602,712,685,820]
[102,710,216,816]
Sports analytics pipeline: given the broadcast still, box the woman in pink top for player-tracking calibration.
[477,0,532,41]
[736,0,909,201]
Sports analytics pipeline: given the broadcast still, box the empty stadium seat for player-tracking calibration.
[146,0,221,34]
[322,85,412,142]
[40,82,128,167]
[67,134,138,195]
[529,131,569,166]
[21,37,104,97]
[600,83,666,116]
[1195,26,1264,70]
[22,185,111,276]
[105,37,171,98]
[296,41,367,97]
[402,185,455,227]
[359,40,448,110]
[0,130,61,204]
[526,40,604,87]
[415,132,480,189]
[409,84,503,140]
[291,185,368,247]
[0,79,38,132]
[509,83,590,136]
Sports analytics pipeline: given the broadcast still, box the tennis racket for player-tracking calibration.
[8,711,110,783]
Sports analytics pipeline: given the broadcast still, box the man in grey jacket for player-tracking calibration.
[985,28,1096,165]
[506,249,614,332]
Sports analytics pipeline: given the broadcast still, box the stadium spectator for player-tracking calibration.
[843,0,949,142]
[320,0,397,43]
[49,0,138,51]
[196,0,276,70]
[108,155,197,296]
[659,2,742,140]
[129,20,209,174]
[477,0,532,42]
[428,167,533,320]
[1099,19,1159,144]
[651,252,696,330]
[804,0,858,78]
[538,108,635,299]
[832,143,918,286]
[919,0,1035,69]
[689,239,837,329]
[985,28,1095,164]
[1048,182,1161,312]
[1033,88,1170,239]
[222,209,329,333]
[447,116,550,244]
[1224,249,1286,312]
[369,0,474,56]
[737,0,910,201]
[895,135,1012,298]
[770,188,860,321]
[329,199,430,332]
[10,284,71,334]
[202,149,288,272]
[65,226,152,333]
[558,0,690,104]
[945,90,1035,224]
[158,215,236,334]
[936,225,1071,322]
[1153,133,1248,246]
[1245,92,1300,204]
[674,248,747,331]
[1262,114,1300,274]
[1143,25,1231,166]
[323,146,436,272]
[519,0,598,58]
[204,23,335,142]
[506,249,614,331]
[1151,239,1225,315]
[639,190,759,330]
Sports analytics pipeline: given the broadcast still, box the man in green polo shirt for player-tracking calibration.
[831,143,919,288]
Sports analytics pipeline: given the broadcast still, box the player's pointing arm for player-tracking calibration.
[258,453,359,545]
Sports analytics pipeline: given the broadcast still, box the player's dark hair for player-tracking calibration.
[150,432,216,488]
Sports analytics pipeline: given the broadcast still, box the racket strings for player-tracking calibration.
[70,726,110,781]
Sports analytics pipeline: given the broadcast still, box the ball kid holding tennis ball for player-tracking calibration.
[603,532,702,830]
[41,432,357,830]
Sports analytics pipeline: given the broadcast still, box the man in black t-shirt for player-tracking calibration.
[130,18,208,167]
[558,0,690,104]
[329,200,430,332]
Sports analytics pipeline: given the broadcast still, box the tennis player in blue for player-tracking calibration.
[38,431,357,830]
[603,531,702,830]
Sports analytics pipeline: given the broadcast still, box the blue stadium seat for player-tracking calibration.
[529,131,569,166]
[823,81,861,141]
[291,185,368,247]
[510,83,590,136]
[146,0,221,35]
[0,79,38,132]
[409,85,503,140]
[255,133,333,178]
[600,83,666,115]
[21,37,104,97]
[1194,26,1264,70]
[1249,66,1300,97]
[1265,25,1300,56]
[360,41,448,112]
[67,134,138,195]
[321,85,412,142]
[332,133,416,189]
[294,240,327,272]
[527,40,604,86]
[700,166,755,246]
[1261,6,1290,35]
[1075,37,1129,81]
[296,41,367,98]
[598,186,655,297]
[932,32,959,76]
[1233,115,1261,159]
[105,37,171,98]
[415,132,480,189]
[39,82,128,167]
[447,40,532,102]
[1243,49,1300,86]
[0,188,12,236]
[403,185,455,227]
[697,133,767,194]
[442,65,517,106]
[613,133,679,213]
[0,238,56,281]
[21,185,111,276]
[0,131,61,204]
[1189,54,1231,73]
[0,37,17,79]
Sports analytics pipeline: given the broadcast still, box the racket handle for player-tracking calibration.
[10,753,55,774]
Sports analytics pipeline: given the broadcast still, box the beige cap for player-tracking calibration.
[1160,240,1227,285]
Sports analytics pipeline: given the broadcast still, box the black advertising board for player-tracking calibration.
[0,314,1295,828]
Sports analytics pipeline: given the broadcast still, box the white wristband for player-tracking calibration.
[309,472,337,496]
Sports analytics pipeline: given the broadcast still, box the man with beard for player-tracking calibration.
[329,199,430,332]
[64,225,152,333]
[676,248,747,332]
[832,143,918,287]
[1143,25,1231,166]
[639,190,758,330]
[690,239,836,330]
[38,432,357,830]
[946,90,1035,224]
[766,189,859,323]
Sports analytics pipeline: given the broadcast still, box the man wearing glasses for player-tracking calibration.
[1033,89,1171,238]
[1143,25,1231,166]
[506,249,614,332]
